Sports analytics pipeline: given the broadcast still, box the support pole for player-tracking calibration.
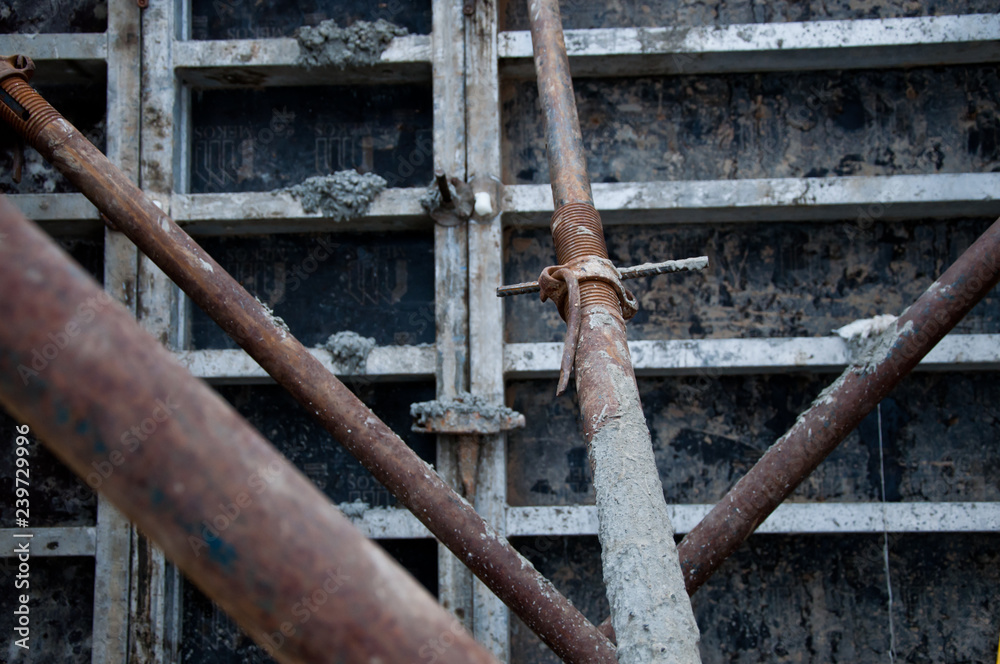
[526,2,702,662]
[598,214,1000,639]
[0,55,615,663]
[0,194,496,664]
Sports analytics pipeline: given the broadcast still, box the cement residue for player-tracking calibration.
[323,331,376,374]
[589,362,702,663]
[254,296,289,333]
[337,499,371,518]
[833,314,910,374]
[410,391,521,425]
[295,18,408,69]
[281,171,386,221]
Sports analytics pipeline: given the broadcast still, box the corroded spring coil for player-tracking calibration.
[551,202,621,313]
[0,76,62,144]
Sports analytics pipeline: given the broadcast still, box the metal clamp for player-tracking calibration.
[423,172,474,227]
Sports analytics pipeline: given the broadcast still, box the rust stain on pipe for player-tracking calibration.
[0,55,615,664]
[597,215,1000,639]
[0,194,497,664]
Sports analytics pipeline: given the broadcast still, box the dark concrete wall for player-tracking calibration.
[504,218,1000,343]
[189,0,432,40]
[0,556,96,663]
[190,232,436,349]
[507,372,1000,507]
[510,534,1000,663]
[503,65,1000,185]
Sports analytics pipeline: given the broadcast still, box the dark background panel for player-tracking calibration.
[179,538,437,664]
[507,373,1000,506]
[1,72,109,196]
[500,0,996,31]
[504,218,1000,342]
[189,85,433,193]
[502,66,1000,185]
[190,0,432,40]
[189,232,435,349]
[510,534,1000,664]
[0,556,95,663]
[0,401,98,529]
[216,382,436,508]
[0,0,106,33]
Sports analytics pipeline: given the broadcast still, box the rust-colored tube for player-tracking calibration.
[597,214,1000,639]
[0,194,496,664]
[527,3,701,662]
[0,56,614,663]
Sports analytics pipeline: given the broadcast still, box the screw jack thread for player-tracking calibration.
[0,77,62,143]
[551,202,621,315]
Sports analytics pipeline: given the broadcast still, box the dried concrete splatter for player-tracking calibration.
[410,391,523,428]
[254,295,290,334]
[323,330,376,374]
[281,171,386,221]
[580,312,702,664]
[295,18,408,69]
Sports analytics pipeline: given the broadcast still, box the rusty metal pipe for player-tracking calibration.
[527,3,701,662]
[0,55,615,663]
[0,194,496,664]
[597,215,1000,640]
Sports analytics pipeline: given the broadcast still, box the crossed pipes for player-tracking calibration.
[1,2,998,661]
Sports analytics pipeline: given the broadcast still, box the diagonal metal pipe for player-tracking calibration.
[597,214,1000,640]
[526,2,702,662]
[0,55,615,663]
[0,194,497,664]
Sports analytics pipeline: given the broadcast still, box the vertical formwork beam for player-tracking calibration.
[93,1,142,661]
[465,0,511,659]
[134,0,183,659]
[526,0,701,661]
[432,0,475,635]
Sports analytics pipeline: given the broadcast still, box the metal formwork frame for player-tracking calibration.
[1,2,999,663]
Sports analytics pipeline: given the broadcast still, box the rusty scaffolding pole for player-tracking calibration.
[596,215,1000,639]
[526,1,701,662]
[0,55,615,664]
[0,194,497,664]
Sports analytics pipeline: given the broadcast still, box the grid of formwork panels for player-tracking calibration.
[1,1,1000,663]
[490,3,1000,663]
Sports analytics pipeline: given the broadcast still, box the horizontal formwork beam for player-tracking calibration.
[177,345,435,383]
[507,502,1000,537]
[170,188,430,235]
[504,334,1000,378]
[0,527,96,557]
[504,173,1000,227]
[174,35,432,87]
[0,33,108,61]
[500,14,1000,78]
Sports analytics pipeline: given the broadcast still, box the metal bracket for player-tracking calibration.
[424,172,474,227]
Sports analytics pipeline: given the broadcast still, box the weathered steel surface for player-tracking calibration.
[507,372,1000,508]
[501,0,996,32]
[676,214,1000,594]
[509,533,1000,664]
[0,61,616,663]
[0,194,498,664]
[503,219,1000,344]
[501,65,1000,186]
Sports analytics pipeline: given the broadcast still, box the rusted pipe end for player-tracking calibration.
[0,59,63,144]
[551,203,621,315]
